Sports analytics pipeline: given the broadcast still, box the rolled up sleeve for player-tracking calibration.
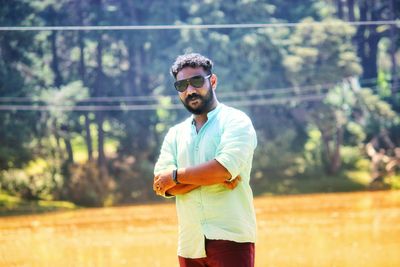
[214,113,257,180]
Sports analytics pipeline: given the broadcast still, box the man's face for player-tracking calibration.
[175,67,215,115]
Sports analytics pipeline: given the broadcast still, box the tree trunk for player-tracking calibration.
[95,37,106,168]
[49,6,63,88]
[119,0,139,96]
[94,0,106,170]
[64,135,74,164]
[364,27,379,81]
[320,125,343,175]
[96,111,106,168]
[330,126,343,174]
[77,2,93,161]
[52,119,62,159]
[59,123,74,164]
[347,0,355,21]
[84,113,93,161]
[50,31,63,87]
[321,132,332,173]
[336,0,344,19]
[389,0,398,96]
[356,1,368,85]
[49,6,74,164]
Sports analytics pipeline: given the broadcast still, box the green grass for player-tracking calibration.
[0,192,77,216]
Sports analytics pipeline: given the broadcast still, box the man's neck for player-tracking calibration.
[193,101,219,132]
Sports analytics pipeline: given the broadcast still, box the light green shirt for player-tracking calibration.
[154,103,257,258]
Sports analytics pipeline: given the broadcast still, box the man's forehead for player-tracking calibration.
[176,67,207,79]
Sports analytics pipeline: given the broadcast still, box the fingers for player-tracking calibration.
[223,181,236,190]
[153,180,157,191]
[222,176,241,190]
[223,182,235,190]
[153,177,174,196]
[153,177,163,195]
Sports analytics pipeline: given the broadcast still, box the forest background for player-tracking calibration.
[0,0,399,211]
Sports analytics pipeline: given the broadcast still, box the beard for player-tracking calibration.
[181,88,215,115]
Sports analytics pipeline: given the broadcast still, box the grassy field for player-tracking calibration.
[0,190,399,267]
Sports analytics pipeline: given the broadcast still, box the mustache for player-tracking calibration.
[186,94,201,101]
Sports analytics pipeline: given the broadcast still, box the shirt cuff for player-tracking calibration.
[215,156,240,182]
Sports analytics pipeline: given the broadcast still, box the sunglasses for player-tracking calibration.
[174,74,212,92]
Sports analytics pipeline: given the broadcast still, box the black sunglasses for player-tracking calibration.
[174,74,212,92]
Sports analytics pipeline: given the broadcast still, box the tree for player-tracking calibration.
[283,18,362,174]
[0,0,37,170]
[340,0,400,96]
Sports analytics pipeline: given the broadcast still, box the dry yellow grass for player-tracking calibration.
[1,190,399,267]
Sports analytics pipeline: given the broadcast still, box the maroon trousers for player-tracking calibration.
[178,239,255,267]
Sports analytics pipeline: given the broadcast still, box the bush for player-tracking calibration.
[66,162,115,207]
[110,156,156,204]
[0,160,63,200]
[341,146,364,169]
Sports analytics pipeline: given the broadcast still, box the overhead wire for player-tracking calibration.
[0,93,329,111]
[0,82,336,103]
[0,83,395,111]
[0,75,390,103]
[0,20,398,31]
[0,20,397,111]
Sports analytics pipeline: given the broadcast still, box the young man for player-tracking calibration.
[153,53,257,267]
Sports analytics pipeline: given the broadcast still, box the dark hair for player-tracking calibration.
[170,53,213,79]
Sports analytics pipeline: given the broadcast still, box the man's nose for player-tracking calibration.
[185,84,197,95]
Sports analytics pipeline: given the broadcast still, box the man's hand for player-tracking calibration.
[153,170,176,196]
[222,175,241,190]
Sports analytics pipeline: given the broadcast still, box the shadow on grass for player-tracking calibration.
[0,193,78,217]
[252,170,371,196]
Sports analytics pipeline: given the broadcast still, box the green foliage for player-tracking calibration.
[0,192,21,209]
[355,88,397,134]
[283,17,362,86]
[345,121,366,145]
[341,146,364,169]
[252,128,307,183]
[303,127,323,169]
[384,175,400,190]
[0,0,38,170]
[40,81,89,120]
[0,159,63,200]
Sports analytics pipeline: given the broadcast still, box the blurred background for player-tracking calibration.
[0,0,399,208]
[0,0,399,266]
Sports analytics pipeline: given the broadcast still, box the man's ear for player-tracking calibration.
[210,74,218,90]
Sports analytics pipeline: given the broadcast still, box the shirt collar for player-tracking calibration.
[191,103,222,125]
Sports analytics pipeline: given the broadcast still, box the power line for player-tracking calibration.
[0,93,327,111]
[0,78,390,103]
[1,83,397,111]
[0,20,398,32]
[0,76,389,103]
[0,81,392,107]
[0,82,335,103]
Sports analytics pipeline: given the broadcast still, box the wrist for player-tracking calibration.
[172,169,180,184]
